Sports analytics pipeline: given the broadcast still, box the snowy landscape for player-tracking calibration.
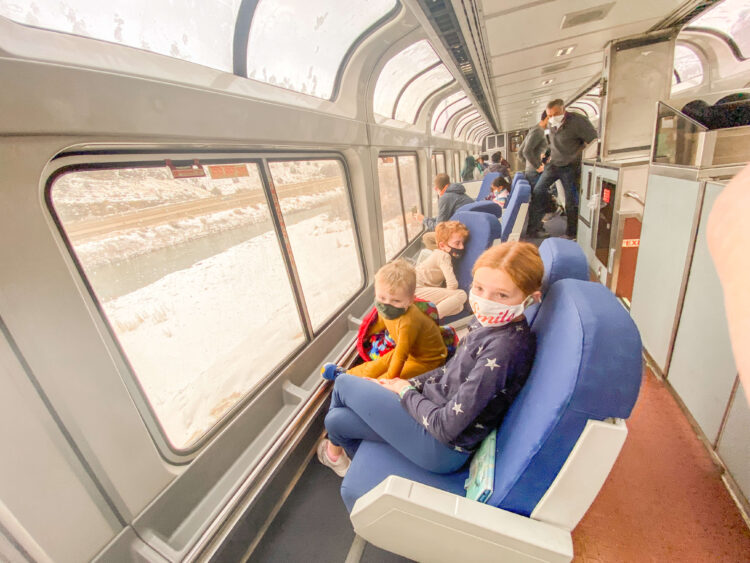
[53,162,363,447]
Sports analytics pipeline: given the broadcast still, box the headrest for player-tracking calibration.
[488,280,642,515]
[449,210,503,293]
[500,180,531,242]
[475,172,500,201]
[538,238,589,294]
[456,200,502,218]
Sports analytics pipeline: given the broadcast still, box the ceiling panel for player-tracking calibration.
[493,57,603,87]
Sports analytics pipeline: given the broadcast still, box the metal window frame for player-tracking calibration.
[412,80,457,126]
[435,97,471,134]
[684,26,749,61]
[451,109,480,138]
[457,117,484,140]
[234,0,402,100]
[390,61,442,119]
[44,149,366,460]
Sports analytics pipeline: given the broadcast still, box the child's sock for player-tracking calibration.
[321,362,345,380]
[327,442,341,462]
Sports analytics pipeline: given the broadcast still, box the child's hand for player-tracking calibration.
[377,377,412,394]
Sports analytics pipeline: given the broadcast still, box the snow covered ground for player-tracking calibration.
[103,212,362,448]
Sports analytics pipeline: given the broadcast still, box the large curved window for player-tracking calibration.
[465,121,487,142]
[247,0,398,99]
[374,40,455,124]
[672,44,704,91]
[394,66,455,123]
[0,0,243,72]
[688,0,750,58]
[453,110,480,138]
[470,126,491,145]
[433,96,471,134]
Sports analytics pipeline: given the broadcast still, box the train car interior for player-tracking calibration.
[0,0,749,561]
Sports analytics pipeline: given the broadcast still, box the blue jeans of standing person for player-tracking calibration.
[325,375,469,473]
[526,163,580,237]
[524,169,541,189]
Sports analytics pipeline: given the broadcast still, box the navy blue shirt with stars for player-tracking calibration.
[400,317,535,452]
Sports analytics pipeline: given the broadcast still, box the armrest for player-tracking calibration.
[350,475,573,563]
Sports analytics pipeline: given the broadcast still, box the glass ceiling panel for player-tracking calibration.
[672,44,704,89]
[435,97,471,133]
[689,0,750,58]
[374,39,440,118]
[452,110,480,137]
[394,65,454,123]
[465,121,486,141]
[0,0,243,72]
[431,90,466,131]
[458,117,482,139]
[247,0,397,99]
[470,128,491,145]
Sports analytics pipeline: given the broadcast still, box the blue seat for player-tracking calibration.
[441,210,503,323]
[475,172,499,201]
[499,179,531,242]
[456,200,502,218]
[511,171,525,192]
[525,238,590,325]
[341,280,642,518]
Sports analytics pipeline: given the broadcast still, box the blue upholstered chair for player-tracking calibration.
[475,172,500,201]
[441,210,503,324]
[499,179,531,242]
[525,237,590,325]
[341,280,643,562]
[456,200,503,218]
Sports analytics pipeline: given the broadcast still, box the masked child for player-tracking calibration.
[415,221,469,319]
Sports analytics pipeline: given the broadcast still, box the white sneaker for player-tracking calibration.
[317,438,350,477]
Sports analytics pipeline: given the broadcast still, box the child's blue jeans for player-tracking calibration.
[324,374,469,473]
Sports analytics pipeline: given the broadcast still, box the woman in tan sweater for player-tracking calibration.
[415,221,469,319]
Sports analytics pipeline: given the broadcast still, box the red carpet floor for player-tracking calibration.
[571,370,750,561]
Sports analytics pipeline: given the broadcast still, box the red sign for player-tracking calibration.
[208,164,249,179]
[602,188,611,204]
[622,238,640,248]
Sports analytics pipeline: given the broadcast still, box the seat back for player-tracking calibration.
[475,172,499,201]
[500,179,531,242]
[456,200,502,218]
[448,210,503,294]
[525,238,590,325]
[487,280,642,515]
[511,171,525,192]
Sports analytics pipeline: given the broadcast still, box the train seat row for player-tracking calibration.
[341,249,643,562]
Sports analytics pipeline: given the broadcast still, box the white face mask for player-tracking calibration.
[549,114,564,127]
[469,290,534,327]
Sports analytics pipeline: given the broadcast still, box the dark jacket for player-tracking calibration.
[400,318,536,451]
[424,183,474,230]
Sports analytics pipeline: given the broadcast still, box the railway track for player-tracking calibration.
[65,177,343,242]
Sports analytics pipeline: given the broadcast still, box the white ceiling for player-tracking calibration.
[476,0,688,131]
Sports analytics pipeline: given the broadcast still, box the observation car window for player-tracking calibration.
[453,152,461,182]
[457,116,482,139]
[374,40,443,121]
[246,0,398,100]
[376,156,407,260]
[431,91,467,133]
[435,98,471,134]
[393,65,455,123]
[49,162,305,449]
[396,155,423,242]
[430,152,446,214]
[0,0,243,73]
[453,110,480,138]
[688,0,750,59]
[268,159,363,331]
[672,44,704,93]
[465,121,487,142]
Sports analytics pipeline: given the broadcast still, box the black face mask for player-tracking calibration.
[448,246,464,261]
[375,300,408,320]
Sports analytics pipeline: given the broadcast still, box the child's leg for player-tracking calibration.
[325,375,469,473]
[416,287,467,318]
[346,352,391,379]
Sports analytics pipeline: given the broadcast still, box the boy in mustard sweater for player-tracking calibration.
[322,259,447,380]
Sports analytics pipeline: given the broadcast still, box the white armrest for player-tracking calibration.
[508,202,530,242]
[350,475,573,563]
[531,418,628,530]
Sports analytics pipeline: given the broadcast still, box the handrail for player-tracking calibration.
[624,191,645,206]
